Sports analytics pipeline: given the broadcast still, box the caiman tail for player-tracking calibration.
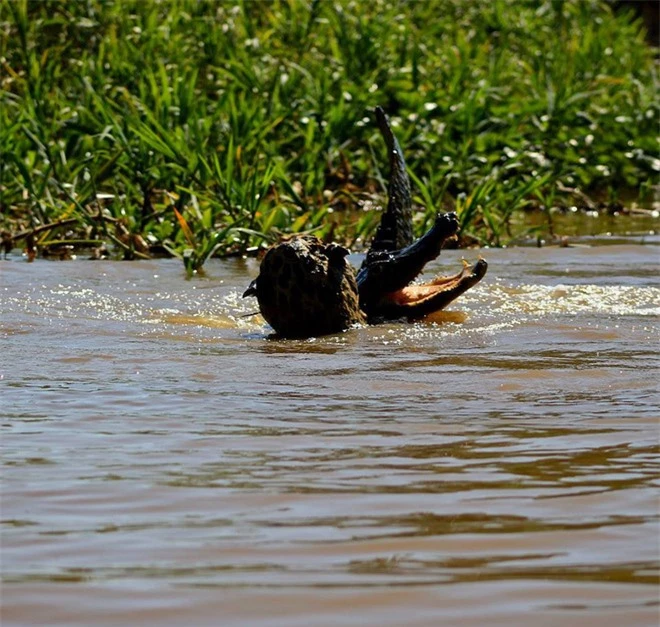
[369,106,413,254]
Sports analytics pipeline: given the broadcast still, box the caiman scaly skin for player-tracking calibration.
[243,107,488,338]
[369,106,413,253]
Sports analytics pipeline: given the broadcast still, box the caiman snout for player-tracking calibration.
[432,211,459,239]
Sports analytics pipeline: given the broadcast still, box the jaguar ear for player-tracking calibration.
[326,243,350,265]
[242,278,258,298]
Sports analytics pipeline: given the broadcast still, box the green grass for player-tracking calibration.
[1,0,657,271]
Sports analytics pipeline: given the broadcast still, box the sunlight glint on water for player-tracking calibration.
[2,244,659,627]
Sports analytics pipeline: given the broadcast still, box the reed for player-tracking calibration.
[1,0,656,270]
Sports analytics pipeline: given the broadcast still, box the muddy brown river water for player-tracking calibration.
[2,239,659,626]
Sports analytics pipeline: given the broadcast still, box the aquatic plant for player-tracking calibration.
[1,0,657,269]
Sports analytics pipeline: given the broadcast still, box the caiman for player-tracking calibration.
[243,106,488,338]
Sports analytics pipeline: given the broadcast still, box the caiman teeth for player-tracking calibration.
[429,264,472,286]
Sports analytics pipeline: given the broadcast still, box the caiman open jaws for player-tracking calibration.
[242,106,488,338]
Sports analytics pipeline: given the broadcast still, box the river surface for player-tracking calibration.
[2,240,659,626]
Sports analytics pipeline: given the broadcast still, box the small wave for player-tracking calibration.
[482,282,660,317]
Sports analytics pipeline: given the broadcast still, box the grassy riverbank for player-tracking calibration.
[1,0,657,269]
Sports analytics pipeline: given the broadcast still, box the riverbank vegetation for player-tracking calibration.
[1,0,657,271]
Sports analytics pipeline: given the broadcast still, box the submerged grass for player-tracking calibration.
[1,0,657,270]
